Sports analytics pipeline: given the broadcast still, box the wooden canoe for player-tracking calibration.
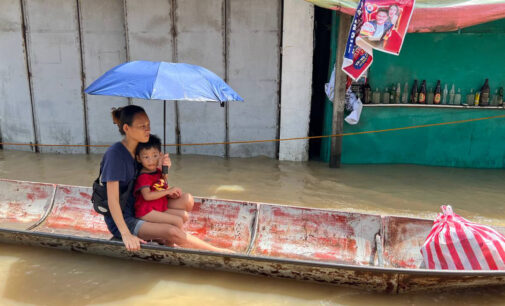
[1,178,505,293]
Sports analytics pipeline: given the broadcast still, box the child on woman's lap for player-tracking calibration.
[134,134,193,230]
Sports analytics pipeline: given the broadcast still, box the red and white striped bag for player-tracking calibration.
[421,205,505,270]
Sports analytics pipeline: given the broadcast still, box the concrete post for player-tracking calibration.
[278,0,314,162]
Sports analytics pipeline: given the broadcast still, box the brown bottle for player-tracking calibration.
[433,80,441,104]
[410,80,418,104]
[418,80,426,104]
[479,79,490,106]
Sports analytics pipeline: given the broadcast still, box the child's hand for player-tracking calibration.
[166,187,182,199]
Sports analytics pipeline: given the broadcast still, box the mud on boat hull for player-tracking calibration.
[1,178,505,293]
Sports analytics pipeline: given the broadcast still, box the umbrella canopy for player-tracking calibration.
[84,61,243,102]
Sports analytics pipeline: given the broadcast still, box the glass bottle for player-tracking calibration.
[474,91,480,106]
[491,89,499,106]
[395,82,401,104]
[499,87,504,107]
[427,87,434,105]
[372,88,381,104]
[433,80,441,105]
[418,80,427,104]
[410,80,418,104]
[383,88,390,104]
[466,89,475,106]
[449,84,455,105]
[442,84,448,105]
[454,88,462,105]
[479,79,490,106]
[402,82,408,104]
[363,79,371,104]
[389,85,395,104]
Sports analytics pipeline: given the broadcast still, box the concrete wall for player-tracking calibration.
[0,0,314,160]
[0,0,35,151]
[279,0,314,161]
[80,0,128,154]
[228,0,281,158]
[124,0,177,154]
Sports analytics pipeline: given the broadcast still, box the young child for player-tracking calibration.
[134,134,193,229]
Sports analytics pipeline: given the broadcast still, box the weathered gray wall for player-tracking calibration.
[25,0,85,153]
[177,0,227,156]
[80,0,128,154]
[124,0,177,154]
[0,0,35,151]
[0,0,312,160]
[228,0,281,158]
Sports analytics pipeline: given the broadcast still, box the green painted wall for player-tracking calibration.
[320,17,505,168]
[341,107,505,168]
[369,18,505,103]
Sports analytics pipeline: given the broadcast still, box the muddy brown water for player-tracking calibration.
[1,149,505,305]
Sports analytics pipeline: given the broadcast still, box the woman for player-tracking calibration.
[101,105,230,252]
[388,4,400,27]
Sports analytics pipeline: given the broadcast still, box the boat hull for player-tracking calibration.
[1,178,505,293]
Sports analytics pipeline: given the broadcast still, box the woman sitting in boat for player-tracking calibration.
[101,105,230,252]
[133,134,191,230]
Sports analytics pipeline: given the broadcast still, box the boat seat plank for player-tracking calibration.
[251,205,382,266]
[0,179,55,231]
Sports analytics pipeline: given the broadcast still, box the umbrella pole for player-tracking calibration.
[162,100,168,174]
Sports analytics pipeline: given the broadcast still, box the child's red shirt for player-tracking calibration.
[134,169,168,218]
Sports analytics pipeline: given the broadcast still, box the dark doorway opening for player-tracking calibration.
[308,7,332,161]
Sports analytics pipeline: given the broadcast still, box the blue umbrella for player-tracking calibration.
[85,61,243,103]
[85,61,243,168]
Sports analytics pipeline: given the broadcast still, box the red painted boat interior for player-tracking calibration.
[36,185,111,239]
[251,205,382,266]
[0,179,452,269]
[0,180,55,230]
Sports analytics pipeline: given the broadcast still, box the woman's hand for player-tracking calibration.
[162,153,171,168]
[166,187,182,199]
[122,232,146,251]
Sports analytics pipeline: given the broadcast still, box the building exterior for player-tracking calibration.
[0,0,315,161]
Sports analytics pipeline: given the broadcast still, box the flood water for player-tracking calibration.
[1,149,505,305]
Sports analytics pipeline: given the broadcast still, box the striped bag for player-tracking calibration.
[421,205,505,270]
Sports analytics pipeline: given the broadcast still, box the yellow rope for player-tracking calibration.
[2,113,505,148]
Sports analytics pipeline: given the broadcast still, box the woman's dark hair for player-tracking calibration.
[111,105,146,135]
[136,134,162,156]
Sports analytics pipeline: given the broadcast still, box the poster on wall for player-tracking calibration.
[357,0,415,55]
[342,0,415,80]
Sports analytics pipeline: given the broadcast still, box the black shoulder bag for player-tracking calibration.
[91,168,137,216]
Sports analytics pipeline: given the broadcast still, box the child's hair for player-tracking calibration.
[136,134,162,156]
[377,8,388,15]
[111,105,146,135]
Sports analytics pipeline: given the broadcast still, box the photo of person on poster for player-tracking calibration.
[360,8,393,42]
[388,4,400,26]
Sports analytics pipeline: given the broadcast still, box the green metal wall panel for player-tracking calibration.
[368,20,505,102]
[341,107,505,168]
[321,17,505,168]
